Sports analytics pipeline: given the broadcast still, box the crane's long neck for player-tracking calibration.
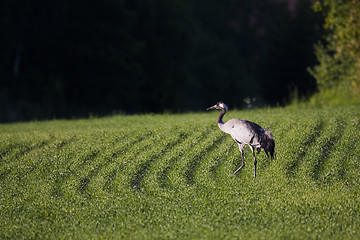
[217,108,226,124]
[217,108,230,134]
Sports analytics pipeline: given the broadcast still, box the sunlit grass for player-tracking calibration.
[1,106,359,239]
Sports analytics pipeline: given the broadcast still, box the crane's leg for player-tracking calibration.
[231,149,245,176]
[249,146,257,178]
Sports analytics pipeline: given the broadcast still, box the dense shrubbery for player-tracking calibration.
[309,0,360,105]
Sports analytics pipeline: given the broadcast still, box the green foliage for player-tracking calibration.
[1,106,360,239]
[309,0,360,105]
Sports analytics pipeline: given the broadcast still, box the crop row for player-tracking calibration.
[1,107,360,239]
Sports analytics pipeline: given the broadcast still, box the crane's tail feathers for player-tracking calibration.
[261,130,275,159]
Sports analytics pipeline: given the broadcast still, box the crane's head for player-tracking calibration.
[207,101,228,111]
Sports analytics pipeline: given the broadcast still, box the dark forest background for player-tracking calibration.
[0,0,324,122]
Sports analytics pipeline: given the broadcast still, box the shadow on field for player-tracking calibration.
[130,132,188,191]
[311,119,346,180]
[156,130,212,189]
[52,133,135,197]
[184,135,224,185]
[209,142,234,179]
[52,147,100,197]
[336,119,360,180]
[285,120,324,177]
[1,138,52,162]
[0,136,56,182]
[102,131,155,192]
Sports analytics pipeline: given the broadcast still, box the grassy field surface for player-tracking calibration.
[1,106,360,239]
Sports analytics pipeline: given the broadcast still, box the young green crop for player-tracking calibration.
[0,106,359,239]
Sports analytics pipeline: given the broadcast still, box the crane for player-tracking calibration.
[207,101,275,177]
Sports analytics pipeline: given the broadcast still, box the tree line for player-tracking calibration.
[0,0,323,122]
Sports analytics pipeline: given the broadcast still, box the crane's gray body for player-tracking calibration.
[207,101,275,177]
[219,119,263,150]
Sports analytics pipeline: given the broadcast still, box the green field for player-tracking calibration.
[1,106,360,239]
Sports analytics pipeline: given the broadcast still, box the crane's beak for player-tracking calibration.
[206,105,216,111]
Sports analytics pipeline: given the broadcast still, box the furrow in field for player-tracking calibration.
[86,131,150,193]
[73,131,150,195]
[158,125,217,189]
[53,135,77,150]
[101,132,160,193]
[291,114,345,182]
[184,132,224,185]
[135,129,193,191]
[50,135,97,197]
[26,135,77,175]
[129,130,185,191]
[208,140,235,179]
[0,136,51,163]
[155,128,210,189]
[345,117,360,184]
[0,134,55,181]
[320,117,360,184]
[0,136,33,161]
[74,131,130,172]
[51,131,132,196]
[175,127,222,186]
[0,134,77,203]
[195,136,234,184]
[102,129,172,193]
[283,117,324,177]
[310,118,346,181]
[0,137,23,161]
